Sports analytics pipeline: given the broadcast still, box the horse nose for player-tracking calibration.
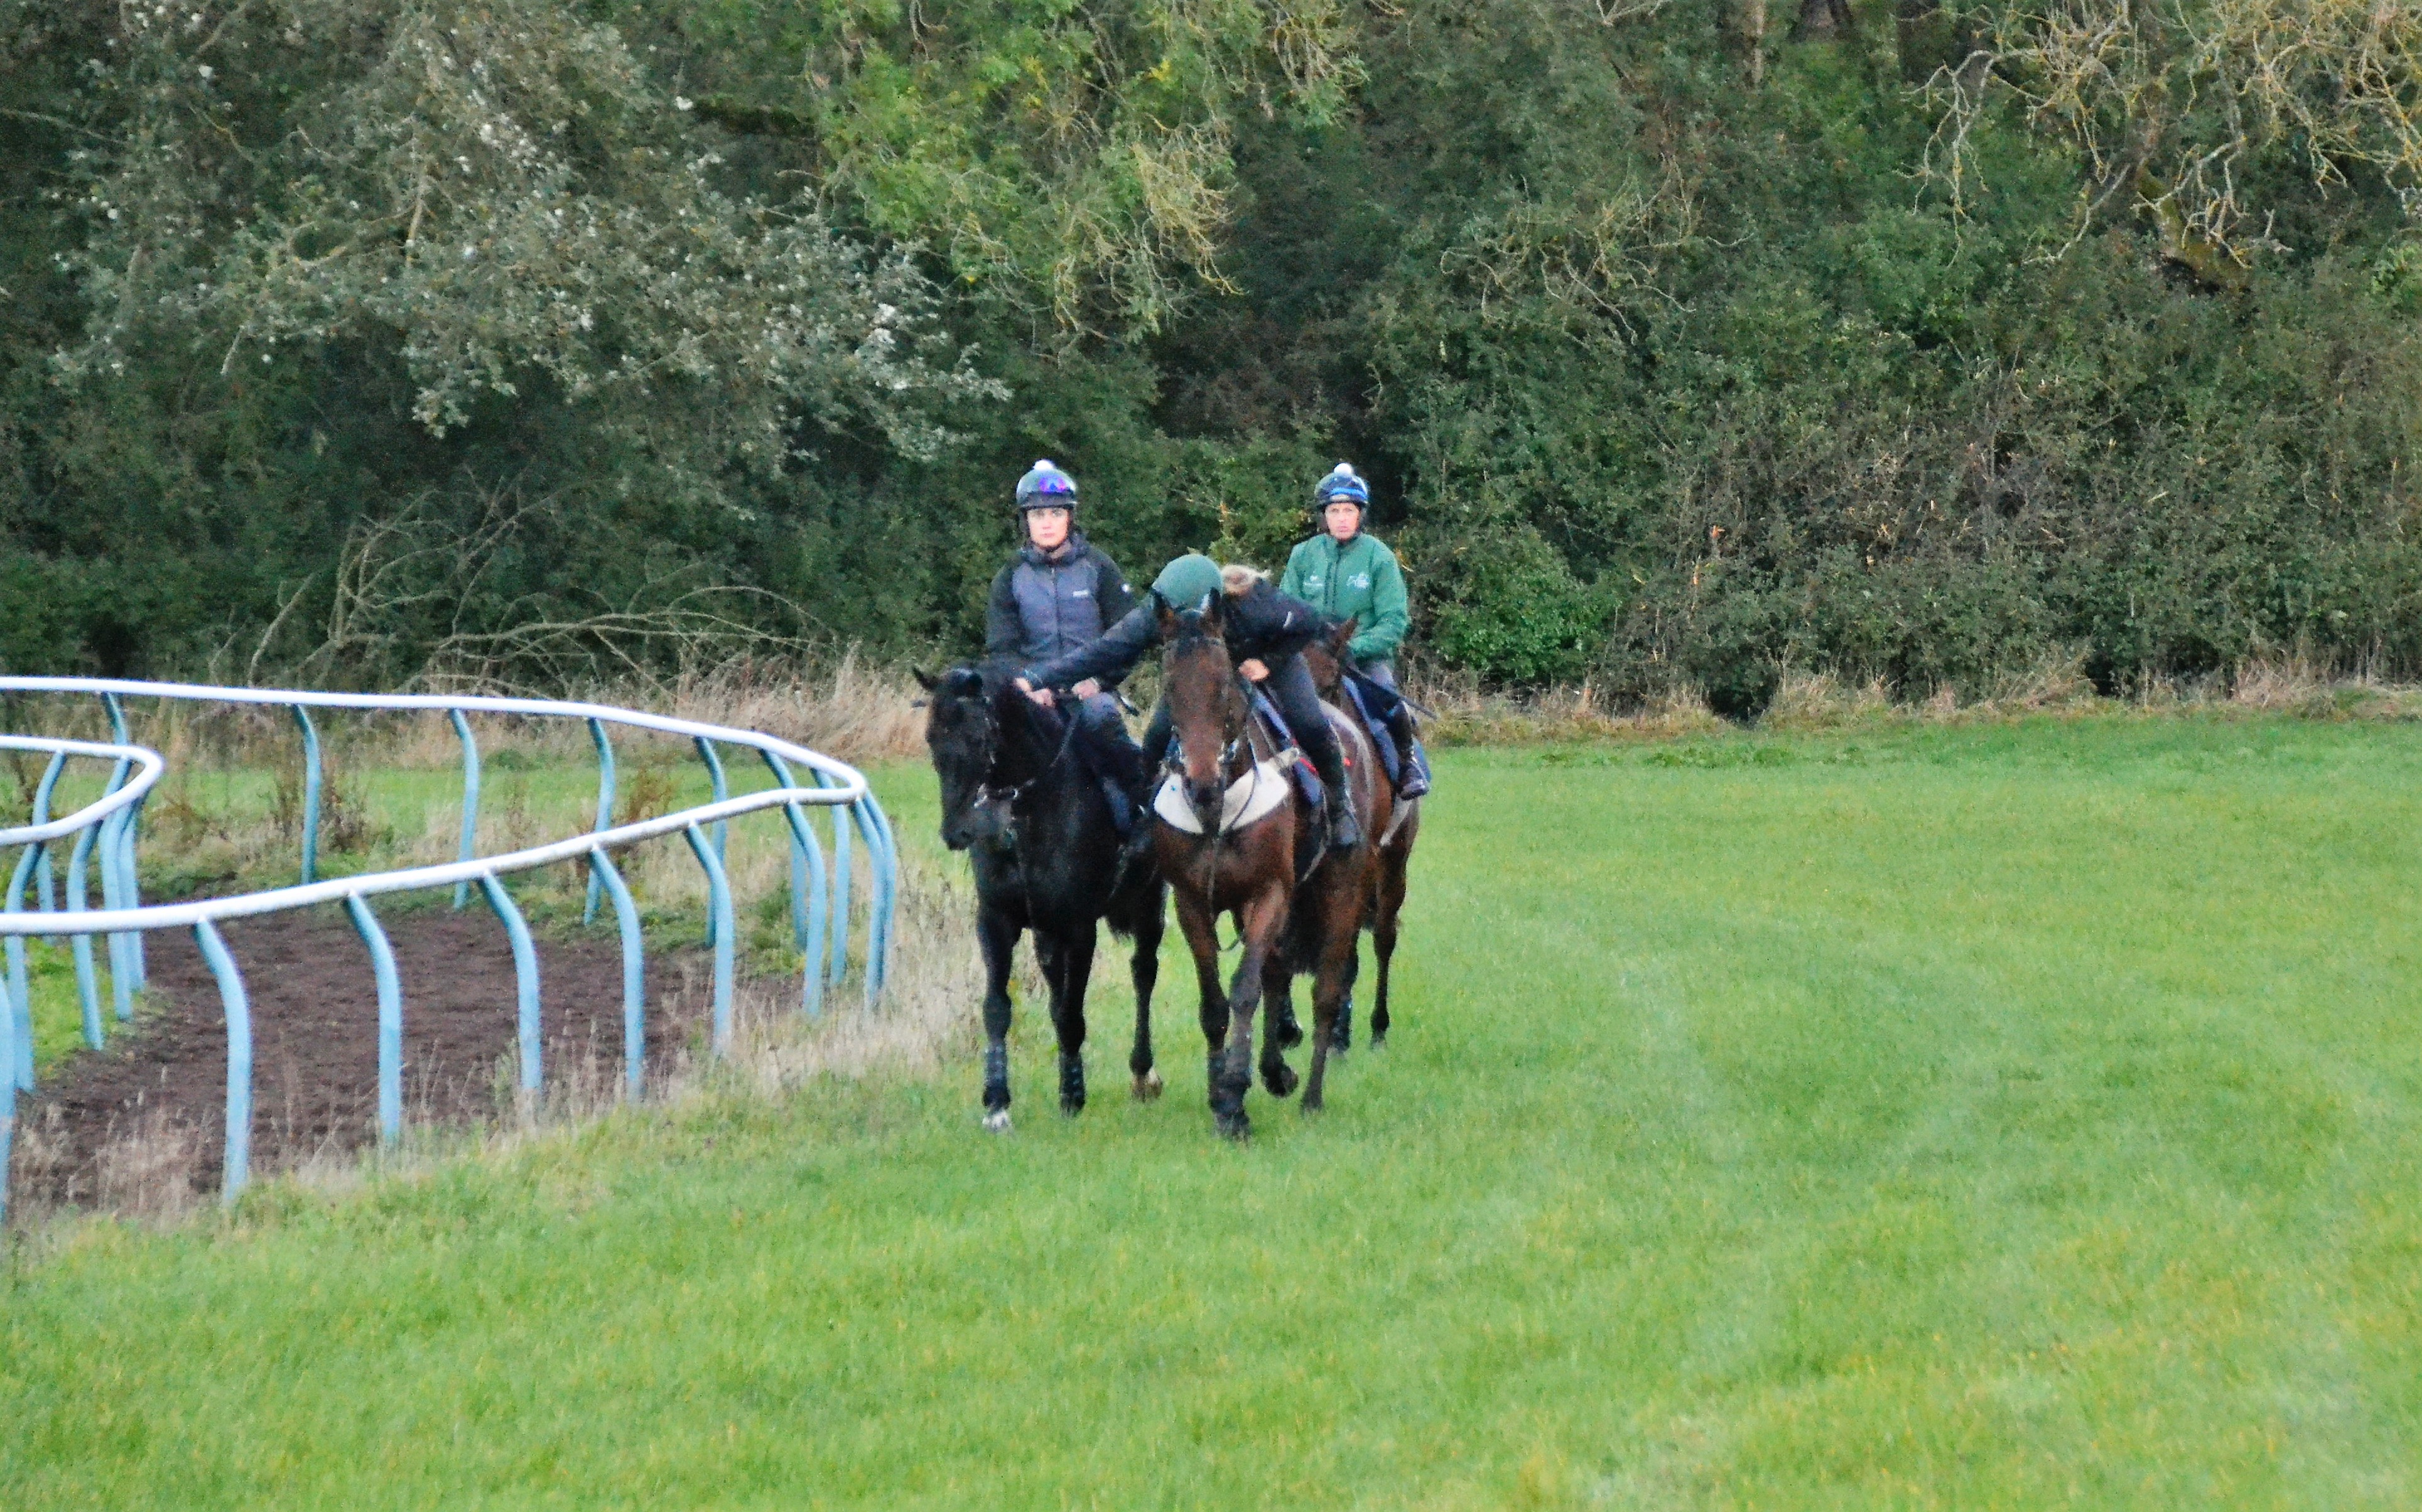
[1187,777,1223,821]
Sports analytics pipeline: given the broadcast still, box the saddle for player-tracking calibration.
[1339,672,1403,787]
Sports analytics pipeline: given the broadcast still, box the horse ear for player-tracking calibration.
[1202,590,1226,634]
[1156,594,1181,640]
[912,666,940,692]
[1329,617,1358,656]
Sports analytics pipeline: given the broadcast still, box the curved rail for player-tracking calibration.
[0,677,901,1218]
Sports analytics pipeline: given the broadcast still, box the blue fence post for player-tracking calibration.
[65,816,104,1050]
[192,917,253,1205]
[102,691,145,999]
[28,750,63,914]
[860,796,900,1003]
[4,841,41,1091]
[759,752,826,1019]
[693,737,730,947]
[588,847,646,1101]
[583,718,616,926]
[824,768,852,990]
[450,710,480,910]
[98,806,135,1026]
[293,705,322,885]
[345,894,404,1144]
[116,792,147,995]
[478,873,541,1106]
[684,824,735,1056]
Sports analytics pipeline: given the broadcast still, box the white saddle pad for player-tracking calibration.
[1152,760,1294,835]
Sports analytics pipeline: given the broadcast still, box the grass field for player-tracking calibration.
[6,713,2422,1507]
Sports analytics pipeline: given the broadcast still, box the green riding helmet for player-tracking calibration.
[1149,554,1224,613]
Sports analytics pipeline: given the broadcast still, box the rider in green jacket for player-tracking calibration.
[1279,464,1430,799]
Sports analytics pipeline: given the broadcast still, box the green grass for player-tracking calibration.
[8,713,2422,1507]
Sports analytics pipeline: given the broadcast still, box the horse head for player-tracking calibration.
[1300,616,1359,699]
[1157,593,1250,831]
[915,665,1008,851]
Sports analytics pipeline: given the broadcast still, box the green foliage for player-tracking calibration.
[8,0,2422,699]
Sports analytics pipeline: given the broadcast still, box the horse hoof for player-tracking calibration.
[982,1110,1012,1135]
[1216,1111,1251,1142]
[1132,1070,1164,1101]
[1262,1060,1299,1099]
[1059,1096,1086,1117]
[1371,1031,1388,1050]
[1301,1095,1324,1116]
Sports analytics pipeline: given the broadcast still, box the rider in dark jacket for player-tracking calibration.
[1018,553,1361,851]
[985,461,1140,785]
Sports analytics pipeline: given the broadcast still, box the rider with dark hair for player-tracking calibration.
[1280,463,1430,799]
[985,460,1142,787]
[1017,553,1362,852]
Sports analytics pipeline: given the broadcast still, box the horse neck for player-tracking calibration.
[990,693,1069,794]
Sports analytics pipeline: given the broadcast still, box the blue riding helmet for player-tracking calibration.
[1014,460,1079,512]
[1313,462,1369,507]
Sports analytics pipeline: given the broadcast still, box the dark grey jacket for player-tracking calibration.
[1022,578,1327,693]
[985,534,1135,685]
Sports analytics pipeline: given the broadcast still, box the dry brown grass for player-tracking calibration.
[1408,672,1725,745]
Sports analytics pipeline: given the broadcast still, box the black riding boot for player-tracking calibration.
[1388,708,1430,799]
[1315,749,1360,850]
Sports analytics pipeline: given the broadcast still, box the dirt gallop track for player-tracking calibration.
[13,907,711,1211]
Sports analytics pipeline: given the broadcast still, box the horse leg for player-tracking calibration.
[1373,848,1408,1047]
[1334,949,1361,1055]
[1129,899,1165,1101]
[1258,949,1300,1099]
[976,905,1020,1132]
[1302,910,1361,1113]
[1175,889,1231,1126]
[1051,925,1097,1115]
[1214,884,1291,1142]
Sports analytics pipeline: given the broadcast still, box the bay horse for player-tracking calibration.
[1153,598,1380,1138]
[917,666,1167,1131]
[1296,620,1422,1050]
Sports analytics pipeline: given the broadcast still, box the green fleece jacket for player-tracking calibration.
[1280,531,1410,663]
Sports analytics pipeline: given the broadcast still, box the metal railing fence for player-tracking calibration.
[0,678,901,1216]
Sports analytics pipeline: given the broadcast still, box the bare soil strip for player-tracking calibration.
[13,907,710,1211]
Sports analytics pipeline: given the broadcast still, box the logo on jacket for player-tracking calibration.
[1350,573,1371,590]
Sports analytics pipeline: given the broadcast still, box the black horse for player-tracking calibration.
[916,666,1168,1131]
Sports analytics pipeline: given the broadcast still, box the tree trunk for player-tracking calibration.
[1735,0,1770,83]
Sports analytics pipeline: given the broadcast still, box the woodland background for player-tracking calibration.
[7,0,2422,713]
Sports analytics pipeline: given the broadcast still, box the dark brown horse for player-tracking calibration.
[1154,597,1379,1138]
[1299,620,1422,1049]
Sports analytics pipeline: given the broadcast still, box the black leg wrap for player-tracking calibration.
[1059,1052,1086,1113]
[983,1041,1010,1112]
